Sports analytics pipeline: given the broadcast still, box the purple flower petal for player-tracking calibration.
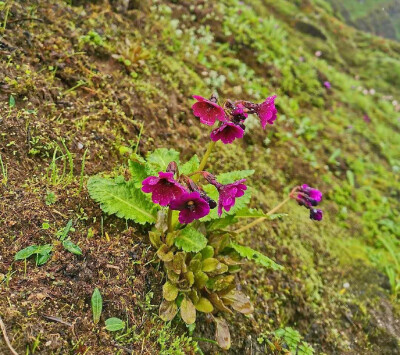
[310,209,323,221]
[216,179,247,217]
[169,191,210,224]
[323,81,331,89]
[142,172,186,206]
[300,184,322,204]
[192,95,227,126]
[257,95,277,129]
[210,122,244,144]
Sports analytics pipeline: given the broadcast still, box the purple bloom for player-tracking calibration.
[301,184,322,203]
[169,192,210,224]
[256,95,277,129]
[216,179,247,217]
[323,81,331,89]
[185,177,217,210]
[290,184,323,221]
[142,172,186,207]
[192,95,227,126]
[231,103,248,120]
[210,122,244,144]
[363,114,371,123]
[310,209,323,221]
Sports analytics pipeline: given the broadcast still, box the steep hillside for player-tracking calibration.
[328,0,400,41]
[0,0,399,354]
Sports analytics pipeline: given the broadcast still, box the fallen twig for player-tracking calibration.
[0,315,19,355]
[43,315,73,327]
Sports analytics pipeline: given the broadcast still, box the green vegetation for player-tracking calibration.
[0,0,399,353]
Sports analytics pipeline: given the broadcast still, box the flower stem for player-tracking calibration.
[167,209,173,233]
[235,196,291,234]
[193,141,216,182]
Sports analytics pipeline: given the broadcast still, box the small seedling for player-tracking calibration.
[105,317,125,332]
[91,288,103,324]
[45,191,57,205]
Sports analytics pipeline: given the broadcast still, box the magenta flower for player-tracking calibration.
[231,103,248,120]
[142,172,186,207]
[291,184,324,221]
[169,192,210,224]
[363,114,371,123]
[323,81,331,89]
[256,95,277,129]
[300,184,322,204]
[210,122,244,144]
[310,209,323,221]
[192,95,226,126]
[216,179,247,217]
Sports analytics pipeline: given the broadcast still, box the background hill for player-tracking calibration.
[327,0,400,41]
[0,0,399,354]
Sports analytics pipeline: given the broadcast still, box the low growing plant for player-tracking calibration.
[88,93,324,349]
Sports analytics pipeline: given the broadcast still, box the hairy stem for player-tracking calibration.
[235,196,291,234]
[193,141,216,182]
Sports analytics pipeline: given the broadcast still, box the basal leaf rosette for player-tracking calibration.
[152,228,254,350]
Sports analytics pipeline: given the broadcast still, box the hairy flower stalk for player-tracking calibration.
[235,184,324,233]
[235,196,291,234]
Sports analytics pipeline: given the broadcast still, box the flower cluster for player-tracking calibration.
[142,163,247,224]
[290,184,323,221]
[192,94,277,144]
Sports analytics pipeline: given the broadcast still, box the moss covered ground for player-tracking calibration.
[0,0,399,354]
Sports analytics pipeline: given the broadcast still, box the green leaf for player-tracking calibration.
[180,296,196,324]
[91,288,103,324]
[174,226,207,253]
[235,208,267,218]
[105,317,125,332]
[62,240,83,255]
[88,176,158,225]
[146,148,180,174]
[15,245,39,260]
[42,222,50,230]
[220,290,253,314]
[129,160,148,188]
[268,213,288,220]
[207,215,238,230]
[200,246,214,260]
[230,242,283,271]
[9,95,15,108]
[36,244,53,255]
[214,316,231,350]
[346,170,355,187]
[159,300,178,321]
[201,186,252,221]
[36,252,51,266]
[163,281,179,301]
[202,258,219,272]
[216,170,254,184]
[180,155,200,175]
[195,297,214,313]
[15,244,53,264]
[157,244,174,262]
[59,219,73,241]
